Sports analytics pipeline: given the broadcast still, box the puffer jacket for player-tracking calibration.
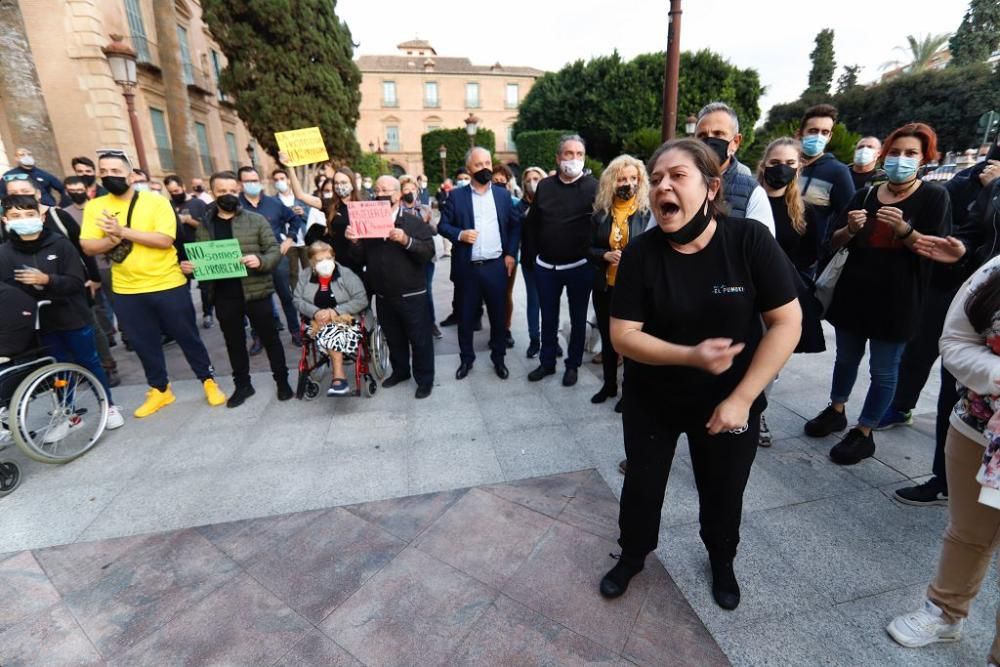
[0,229,89,332]
[293,264,368,320]
[194,205,280,302]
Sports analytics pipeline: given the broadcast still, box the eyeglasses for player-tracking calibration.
[3,174,29,182]
[96,148,128,159]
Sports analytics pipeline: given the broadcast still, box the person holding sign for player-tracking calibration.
[345,175,436,399]
[438,147,522,380]
[80,150,225,418]
[181,171,292,408]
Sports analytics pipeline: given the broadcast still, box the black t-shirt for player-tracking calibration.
[769,195,820,273]
[611,217,797,417]
[826,181,951,342]
[175,197,208,244]
[850,168,885,191]
[210,216,243,300]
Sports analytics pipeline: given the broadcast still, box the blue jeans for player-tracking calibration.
[522,265,540,342]
[830,328,906,428]
[41,326,113,404]
[536,262,592,370]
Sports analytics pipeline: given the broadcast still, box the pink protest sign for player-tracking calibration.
[347,201,395,239]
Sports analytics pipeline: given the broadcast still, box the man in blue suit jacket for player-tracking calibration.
[438,147,522,380]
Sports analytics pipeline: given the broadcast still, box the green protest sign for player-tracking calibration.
[183,239,248,281]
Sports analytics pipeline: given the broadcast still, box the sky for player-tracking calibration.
[338,0,969,126]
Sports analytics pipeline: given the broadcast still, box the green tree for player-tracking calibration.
[805,29,836,97]
[836,65,862,94]
[201,0,362,163]
[622,127,663,162]
[881,33,951,73]
[743,121,860,172]
[353,152,390,180]
[950,0,1000,66]
[513,49,762,164]
[420,127,496,191]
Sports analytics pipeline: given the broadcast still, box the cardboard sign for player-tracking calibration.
[274,127,329,167]
[184,239,248,281]
[347,201,395,239]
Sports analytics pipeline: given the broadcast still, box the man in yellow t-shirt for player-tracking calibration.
[80,150,225,417]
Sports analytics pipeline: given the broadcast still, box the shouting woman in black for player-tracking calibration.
[600,139,801,610]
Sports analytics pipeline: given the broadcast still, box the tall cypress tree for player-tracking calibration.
[201,0,361,162]
[950,0,1000,67]
[804,29,836,98]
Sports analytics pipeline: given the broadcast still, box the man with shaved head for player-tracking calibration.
[346,175,437,398]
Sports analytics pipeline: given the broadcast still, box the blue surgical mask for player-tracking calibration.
[801,134,829,157]
[7,217,44,236]
[243,182,263,197]
[883,156,920,183]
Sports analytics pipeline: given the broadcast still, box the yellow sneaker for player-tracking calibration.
[203,378,226,406]
[134,385,176,418]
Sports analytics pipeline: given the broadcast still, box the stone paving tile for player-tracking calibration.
[0,601,104,667]
[407,433,504,495]
[480,469,593,518]
[491,423,594,480]
[343,487,468,542]
[35,529,240,657]
[321,546,497,667]
[449,594,626,666]
[108,573,310,666]
[413,488,554,588]
[0,551,63,630]
[557,468,623,543]
[272,629,363,667]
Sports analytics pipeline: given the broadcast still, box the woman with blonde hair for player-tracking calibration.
[755,137,820,276]
[589,154,652,409]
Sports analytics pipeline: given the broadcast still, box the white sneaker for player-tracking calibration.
[105,405,125,430]
[887,599,963,648]
[42,416,83,444]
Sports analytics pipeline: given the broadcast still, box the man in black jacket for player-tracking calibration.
[346,175,436,398]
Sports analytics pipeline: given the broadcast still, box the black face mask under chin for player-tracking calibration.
[662,195,712,245]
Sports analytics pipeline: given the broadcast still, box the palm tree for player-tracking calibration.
[881,33,952,72]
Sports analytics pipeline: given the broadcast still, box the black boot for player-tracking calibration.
[710,557,740,610]
[599,553,645,599]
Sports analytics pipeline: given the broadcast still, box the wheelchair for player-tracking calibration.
[295,309,388,400]
[0,302,110,496]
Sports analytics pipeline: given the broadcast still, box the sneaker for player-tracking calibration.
[107,369,121,388]
[203,378,226,407]
[804,404,848,437]
[432,325,443,340]
[526,338,540,359]
[876,408,913,431]
[327,379,350,396]
[43,415,83,443]
[202,315,214,329]
[248,336,264,356]
[829,428,875,465]
[105,405,125,430]
[134,386,176,418]
[887,599,963,648]
[758,414,772,447]
[895,479,949,506]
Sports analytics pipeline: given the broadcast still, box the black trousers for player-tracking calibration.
[377,292,435,387]
[215,293,287,388]
[457,259,507,365]
[617,392,760,561]
[592,286,618,392]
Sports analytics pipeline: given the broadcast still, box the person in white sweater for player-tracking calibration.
[887,255,1000,663]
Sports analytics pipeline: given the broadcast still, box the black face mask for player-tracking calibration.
[68,191,89,205]
[763,164,797,190]
[170,193,187,206]
[80,174,95,188]
[193,184,204,193]
[662,194,712,245]
[473,168,493,185]
[102,175,130,196]
[374,194,394,202]
[702,137,731,167]
[615,184,636,200]
[216,194,239,212]
[401,192,415,205]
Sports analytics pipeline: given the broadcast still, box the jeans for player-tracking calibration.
[95,267,116,340]
[215,294,287,388]
[41,326,113,404]
[376,293,435,387]
[456,259,507,366]
[522,265,540,342]
[536,262,591,370]
[830,328,906,429]
[505,263,518,330]
[271,255,299,333]
[112,285,214,390]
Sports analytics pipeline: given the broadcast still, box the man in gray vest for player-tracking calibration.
[695,102,775,236]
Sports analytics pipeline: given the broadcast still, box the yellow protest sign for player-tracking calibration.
[274,127,329,166]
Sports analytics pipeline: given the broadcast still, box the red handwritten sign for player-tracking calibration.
[347,201,395,239]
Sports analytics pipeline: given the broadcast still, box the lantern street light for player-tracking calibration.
[464,113,480,149]
[685,115,698,136]
[438,144,448,182]
[102,34,149,174]
[368,140,376,153]
[383,140,390,154]
[245,139,256,167]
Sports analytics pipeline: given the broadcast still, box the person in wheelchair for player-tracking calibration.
[0,195,125,432]
[293,241,368,396]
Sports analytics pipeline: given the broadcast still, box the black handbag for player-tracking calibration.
[107,191,140,264]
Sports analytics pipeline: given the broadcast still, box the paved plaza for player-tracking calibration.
[1,252,995,666]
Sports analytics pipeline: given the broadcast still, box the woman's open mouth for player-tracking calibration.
[659,202,680,216]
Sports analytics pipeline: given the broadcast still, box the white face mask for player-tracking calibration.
[275,180,289,193]
[315,259,335,276]
[19,155,35,167]
[854,147,877,166]
[560,159,584,178]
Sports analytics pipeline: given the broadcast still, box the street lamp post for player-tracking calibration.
[685,115,698,136]
[102,34,149,174]
[438,144,448,182]
[464,113,480,149]
[245,139,256,168]
[661,0,683,141]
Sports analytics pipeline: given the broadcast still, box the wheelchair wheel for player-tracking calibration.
[10,362,108,463]
[304,379,321,400]
[0,461,20,497]
[369,325,388,380]
[362,373,378,398]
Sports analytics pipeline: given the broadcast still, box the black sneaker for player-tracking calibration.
[804,405,848,437]
[526,338,540,358]
[829,428,875,465]
[758,414,772,447]
[894,479,949,506]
